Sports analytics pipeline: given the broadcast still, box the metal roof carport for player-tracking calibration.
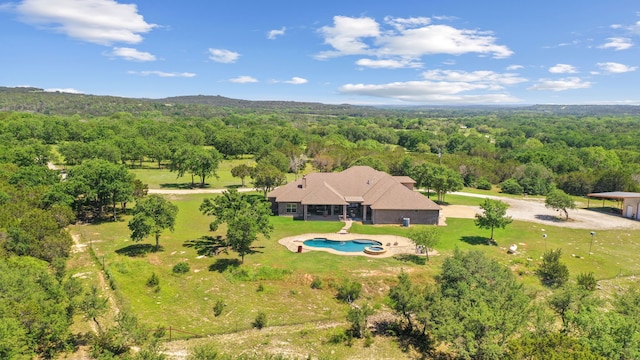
[586,192,640,216]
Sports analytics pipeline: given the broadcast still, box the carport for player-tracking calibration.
[586,192,640,220]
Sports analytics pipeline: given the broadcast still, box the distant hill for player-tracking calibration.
[2,86,640,117]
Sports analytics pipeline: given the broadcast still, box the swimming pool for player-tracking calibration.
[303,238,382,253]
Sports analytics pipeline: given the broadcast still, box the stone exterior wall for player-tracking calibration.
[372,209,439,225]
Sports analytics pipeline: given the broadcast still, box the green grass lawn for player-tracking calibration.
[67,191,640,356]
[130,158,301,189]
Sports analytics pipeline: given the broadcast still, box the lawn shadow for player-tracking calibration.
[394,254,426,265]
[115,243,158,257]
[184,235,228,256]
[460,236,497,246]
[159,182,197,189]
[208,258,241,273]
[534,214,565,223]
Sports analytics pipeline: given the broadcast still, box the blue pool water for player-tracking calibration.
[303,238,382,252]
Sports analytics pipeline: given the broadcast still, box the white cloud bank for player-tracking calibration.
[12,0,156,45]
[317,15,512,69]
[208,48,240,63]
[340,69,525,103]
[528,77,592,91]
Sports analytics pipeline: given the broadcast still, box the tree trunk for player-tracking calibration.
[155,233,160,251]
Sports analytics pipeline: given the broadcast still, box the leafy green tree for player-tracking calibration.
[199,189,273,263]
[410,162,436,198]
[545,189,576,220]
[128,194,178,251]
[189,147,222,186]
[431,165,464,202]
[536,248,570,288]
[513,163,555,195]
[407,226,440,261]
[79,286,109,333]
[500,178,524,195]
[251,163,286,197]
[425,250,531,359]
[475,199,513,242]
[230,163,253,187]
[388,272,423,332]
[147,141,171,169]
[347,303,374,339]
[0,256,74,359]
[63,159,135,220]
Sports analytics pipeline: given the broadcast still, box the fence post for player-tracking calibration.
[169,326,172,341]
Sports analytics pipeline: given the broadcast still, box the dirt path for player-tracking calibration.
[446,192,640,230]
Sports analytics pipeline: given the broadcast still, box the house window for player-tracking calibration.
[285,203,297,214]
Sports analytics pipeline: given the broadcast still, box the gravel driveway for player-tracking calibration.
[443,192,640,230]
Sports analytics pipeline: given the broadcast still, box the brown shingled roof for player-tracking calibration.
[268,166,440,210]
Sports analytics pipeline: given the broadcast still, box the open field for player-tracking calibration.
[66,191,640,358]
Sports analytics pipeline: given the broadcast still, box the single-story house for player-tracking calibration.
[267,166,441,225]
[587,192,640,220]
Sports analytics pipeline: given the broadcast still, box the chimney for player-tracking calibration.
[302,175,307,189]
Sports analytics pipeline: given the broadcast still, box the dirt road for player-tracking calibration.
[442,192,640,230]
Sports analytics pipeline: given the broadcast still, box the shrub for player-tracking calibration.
[336,279,362,303]
[536,249,569,288]
[256,283,265,292]
[476,177,492,190]
[213,299,225,317]
[500,178,524,195]
[252,312,267,329]
[146,272,159,287]
[311,277,323,289]
[576,272,597,291]
[172,262,190,274]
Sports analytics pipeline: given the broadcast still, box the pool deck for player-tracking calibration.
[278,233,416,258]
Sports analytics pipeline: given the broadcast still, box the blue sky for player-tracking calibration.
[1,0,640,105]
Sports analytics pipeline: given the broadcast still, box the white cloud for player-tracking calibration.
[600,37,632,51]
[283,77,308,85]
[111,47,155,61]
[317,16,512,61]
[340,81,520,103]
[229,76,258,83]
[549,64,578,74]
[13,0,156,45]
[507,65,524,71]
[267,27,286,40]
[339,68,525,104]
[356,58,422,69]
[208,48,240,63]
[44,87,83,93]
[316,16,380,59]
[128,71,196,78]
[597,62,637,73]
[528,77,592,91]
[422,69,527,86]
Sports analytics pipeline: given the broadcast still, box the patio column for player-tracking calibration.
[303,204,308,221]
[362,205,367,221]
[342,205,347,220]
